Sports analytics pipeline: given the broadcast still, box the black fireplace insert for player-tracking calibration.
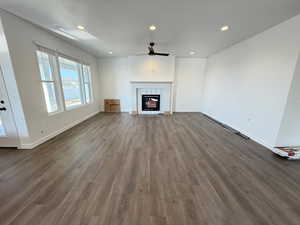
[142,95,160,111]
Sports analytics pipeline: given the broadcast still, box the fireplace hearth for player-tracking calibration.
[142,95,160,111]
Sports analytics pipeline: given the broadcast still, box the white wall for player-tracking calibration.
[202,14,300,149]
[98,56,206,112]
[98,56,176,112]
[98,57,131,112]
[0,10,101,148]
[175,58,207,112]
[128,56,175,82]
[276,55,300,147]
[2,8,299,150]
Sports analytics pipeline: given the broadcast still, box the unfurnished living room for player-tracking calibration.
[1,0,300,224]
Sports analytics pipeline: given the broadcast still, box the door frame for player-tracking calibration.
[0,65,19,148]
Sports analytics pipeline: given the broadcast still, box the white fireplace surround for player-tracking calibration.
[130,81,173,114]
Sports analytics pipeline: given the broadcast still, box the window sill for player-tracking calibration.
[66,102,93,111]
[48,110,63,117]
[66,104,84,111]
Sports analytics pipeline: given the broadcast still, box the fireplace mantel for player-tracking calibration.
[130,81,174,115]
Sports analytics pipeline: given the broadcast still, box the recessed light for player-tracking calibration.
[221,25,230,31]
[189,51,195,55]
[108,51,113,55]
[77,25,85,30]
[149,25,156,31]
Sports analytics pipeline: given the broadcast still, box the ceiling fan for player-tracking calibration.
[148,42,170,56]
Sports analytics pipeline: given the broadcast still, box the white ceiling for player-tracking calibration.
[1,0,300,58]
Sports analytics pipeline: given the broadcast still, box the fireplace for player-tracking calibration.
[130,81,173,115]
[142,95,160,111]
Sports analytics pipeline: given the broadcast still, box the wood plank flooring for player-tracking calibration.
[0,112,300,225]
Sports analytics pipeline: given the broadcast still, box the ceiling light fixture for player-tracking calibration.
[108,51,113,55]
[77,25,85,30]
[221,25,230,31]
[149,25,156,31]
[189,51,195,55]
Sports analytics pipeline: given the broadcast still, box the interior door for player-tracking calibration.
[0,66,18,147]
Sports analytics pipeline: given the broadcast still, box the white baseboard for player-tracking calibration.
[241,130,274,150]
[174,105,202,112]
[202,113,274,150]
[100,106,130,113]
[19,110,100,149]
[174,109,202,112]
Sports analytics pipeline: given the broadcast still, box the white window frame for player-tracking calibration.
[36,50,63,115]
[58,56,84,111]
[35,45,93,115]
[82,65,93,104]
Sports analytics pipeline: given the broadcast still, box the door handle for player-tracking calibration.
[0,107,6,111]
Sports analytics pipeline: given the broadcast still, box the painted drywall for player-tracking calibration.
[276,54,300,147]
[128,56,175,82]
[0,10,101,148]
[202,14,300,149]
[98,56,176,112]
[175,58,207,112]
[98,57,131,112]
[98,56,206,112]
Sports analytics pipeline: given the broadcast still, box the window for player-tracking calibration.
[82,65,92,103]
[37,51,59,113]
[58,57,83,109]
[36,46,93,114]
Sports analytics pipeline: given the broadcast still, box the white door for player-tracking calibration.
[0,66,18,147]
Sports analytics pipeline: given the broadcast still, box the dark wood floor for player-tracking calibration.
[0,113,300,225]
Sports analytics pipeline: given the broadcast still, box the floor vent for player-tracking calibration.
[202,114,250,140]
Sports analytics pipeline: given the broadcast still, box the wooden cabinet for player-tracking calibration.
[104,99,120,112]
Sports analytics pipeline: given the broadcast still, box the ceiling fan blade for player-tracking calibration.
[134,53,148,56]
[147,42,169,56]
[153,52,170,56]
